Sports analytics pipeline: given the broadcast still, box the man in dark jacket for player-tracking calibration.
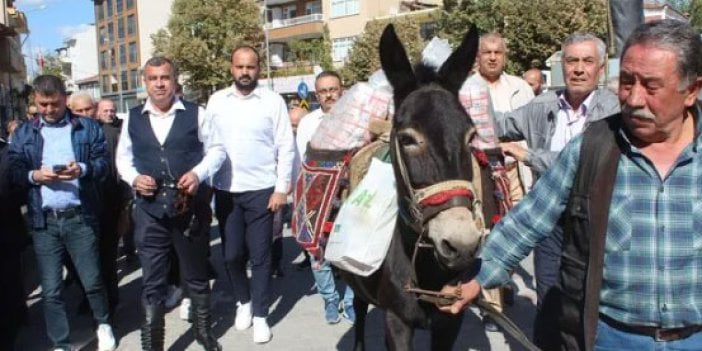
[8,75,116,351]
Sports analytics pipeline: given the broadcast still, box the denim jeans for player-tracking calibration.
[33,214,109,348]
[310,255,353,308]
[595,319,702,351]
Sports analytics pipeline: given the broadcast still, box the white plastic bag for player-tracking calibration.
[325,158,397,276]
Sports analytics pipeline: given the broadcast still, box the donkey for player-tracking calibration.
[340,24,484,351]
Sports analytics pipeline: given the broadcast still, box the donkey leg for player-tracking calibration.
[385,311,414,351]
[352,296,369,351]
[430,311,464,351]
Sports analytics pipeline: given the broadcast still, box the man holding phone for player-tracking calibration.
[7,75,115,351]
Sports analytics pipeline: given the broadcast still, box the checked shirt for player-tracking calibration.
[477,113,702,328]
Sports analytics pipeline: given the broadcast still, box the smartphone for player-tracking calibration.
[52,164,68,173]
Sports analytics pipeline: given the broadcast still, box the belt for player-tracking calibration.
[44,206,82,220]
[601,314,702,342]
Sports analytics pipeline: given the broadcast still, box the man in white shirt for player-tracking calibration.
[463,32,535,332]
[295,71,355,324]
[116,57,225,351]
[206,46,295,344]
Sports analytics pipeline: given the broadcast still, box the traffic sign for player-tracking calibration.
[297,82,309,99]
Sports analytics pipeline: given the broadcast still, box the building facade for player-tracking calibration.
[92,0,174,112]
[0,0,28,134]
[56,24,99,96]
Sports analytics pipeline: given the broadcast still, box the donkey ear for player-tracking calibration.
[380,24,417,105]
[437,24,479,95]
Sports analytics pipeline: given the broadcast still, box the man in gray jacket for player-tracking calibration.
[494,32,620,308]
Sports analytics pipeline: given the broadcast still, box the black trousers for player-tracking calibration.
[134,206,212,306]
[215,187,273,317]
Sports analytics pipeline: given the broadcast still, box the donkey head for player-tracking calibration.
[380,24,482,271]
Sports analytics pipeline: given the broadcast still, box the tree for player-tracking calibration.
[667,0,702,31]
[436,0,607,74]
[152,0,264,103]
[340,16,423,85]
[39,53,64,78]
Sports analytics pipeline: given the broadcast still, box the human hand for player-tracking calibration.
[32,166,60,184]
[267,192,287,212]
[177,171,199,195]
[133,175,158,196]
[438,279,482,314]
[499,142,527,162]
[55,161,81,180]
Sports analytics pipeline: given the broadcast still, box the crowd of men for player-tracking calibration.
[0,18,701,351]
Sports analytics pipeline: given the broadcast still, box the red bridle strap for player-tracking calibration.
[419,188,474,207]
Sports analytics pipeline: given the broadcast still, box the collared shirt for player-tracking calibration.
[206,85,295,194]
[550,91,595,152]
[116,98,225,187]
[296,108,325,159]
[466,72,535,197]
[36,113,81,210]
[477,109,702,328]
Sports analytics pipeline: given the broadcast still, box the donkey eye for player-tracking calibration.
[398,134,418,146]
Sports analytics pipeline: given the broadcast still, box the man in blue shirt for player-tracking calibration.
[441,20,702,351]
[8,75,115,351]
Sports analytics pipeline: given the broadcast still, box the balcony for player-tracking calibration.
[7,7,28,34]
[266,13,324,41]
[0,37,26,73]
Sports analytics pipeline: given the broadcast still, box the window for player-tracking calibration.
[306,1,322,14]
[110,48,116,68]
[96,3,104,20]
[331,0,358,17]
[282,5,296,19]
[107,22,114,43]
[127,15,136,35]
[121,70,129,91]
[100,50,107,69]
[130,69,139,90]
[126,0,134,9]
[128,42,137,63]
[99,26,107,45]
[106,0,113,17]
[117,18,125,39]
[102,75,111,93]
[119,44,127,65]
[116,0,123,14]
[332,36,355,62]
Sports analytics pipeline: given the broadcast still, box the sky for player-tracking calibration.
[15,0,95,61]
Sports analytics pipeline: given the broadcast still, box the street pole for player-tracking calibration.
[263,0,272,90]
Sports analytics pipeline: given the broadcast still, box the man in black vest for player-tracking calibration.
[116,57,225,351]
[441,20,702,351]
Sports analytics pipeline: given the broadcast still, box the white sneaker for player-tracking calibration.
[252,317,271,344]
[234,301,252,330]
[97,323,117,351]
[179,297,191,321]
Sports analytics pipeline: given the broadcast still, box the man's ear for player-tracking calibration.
[684,76,702,107]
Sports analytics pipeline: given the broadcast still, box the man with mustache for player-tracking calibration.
[206,46,295,344]
[493,33,620,314]
[295,71,355,324]
[443,20,702,350]
[116,56,225,351]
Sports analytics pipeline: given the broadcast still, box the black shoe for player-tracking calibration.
[190,293,222,351]
[141,304,165,351]
[483,316,499,332]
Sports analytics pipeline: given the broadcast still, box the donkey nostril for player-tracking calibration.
[441,240,458,258]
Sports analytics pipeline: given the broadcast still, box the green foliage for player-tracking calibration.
[667,0,702,31]
[436,0,607,74]
[152,0,264,103]
[40,54,64,78]
[288,37,331,68]
[340,16,423,85]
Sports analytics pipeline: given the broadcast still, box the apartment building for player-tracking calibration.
[0,0,28,132]
[262,0,439,93]
[92,0,174,112]
[55,24,99,97]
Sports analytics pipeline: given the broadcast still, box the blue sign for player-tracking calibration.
[297,82,309,99]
